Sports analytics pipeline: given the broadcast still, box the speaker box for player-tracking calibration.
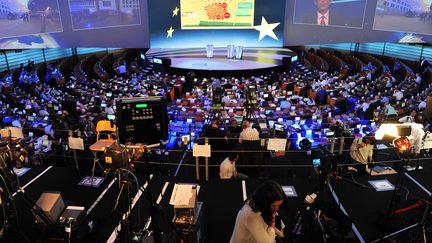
[33,191,65,224]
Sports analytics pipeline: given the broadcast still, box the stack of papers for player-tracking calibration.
[170,184,193,206]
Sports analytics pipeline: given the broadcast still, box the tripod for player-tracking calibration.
[138,148,184,243]
[244,104,258,122]
[207,106,223,123]
[112,168,131,212]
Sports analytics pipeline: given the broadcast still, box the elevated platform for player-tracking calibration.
[146,47,297,76]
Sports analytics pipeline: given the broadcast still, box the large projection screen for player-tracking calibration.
[0,0,150,49]
[284,0,432,46]
[180,0,255,29]
[149,0,285,48]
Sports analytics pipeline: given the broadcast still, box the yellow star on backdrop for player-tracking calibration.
[167,26,174,38]
[254,17,280,41]
[172,7,179,17]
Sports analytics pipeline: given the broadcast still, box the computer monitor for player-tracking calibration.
[275,124,284,132]
[107,114,116,121]
[268,120,275,129]
[234,116,243,124]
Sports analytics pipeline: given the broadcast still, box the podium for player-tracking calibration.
[206,44,214,58]
[227,45,235,59]
[235,45,243,59]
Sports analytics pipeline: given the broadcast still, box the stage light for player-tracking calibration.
[104,143,129,170]
[375,124,399,140]
[393,136,411,156]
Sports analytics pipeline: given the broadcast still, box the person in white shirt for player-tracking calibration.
[230,180,285,243]
[399,110,417,123]
[394,89,404,101]
[350,136,374,173]
[220,153,248,179]
[384,103,397,117]
[104,104,115,115]
[410,125,425,155]
[239,120,259,143]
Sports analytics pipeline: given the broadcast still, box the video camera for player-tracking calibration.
[246,85,258,107]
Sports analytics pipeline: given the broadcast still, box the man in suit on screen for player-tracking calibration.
[295,0,363,27]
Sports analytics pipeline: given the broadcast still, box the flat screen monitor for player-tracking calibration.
[107,115,116,121]
[275,124,284,132]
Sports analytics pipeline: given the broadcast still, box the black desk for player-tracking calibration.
[330,173,429,242]
[405,158,432,196]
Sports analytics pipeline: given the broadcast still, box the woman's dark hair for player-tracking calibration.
[248,180,285,226]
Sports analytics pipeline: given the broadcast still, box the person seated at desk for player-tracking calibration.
[220,153,248,180]
[350,136,374,174]
[202,118,227,160]
[239,120,259,143]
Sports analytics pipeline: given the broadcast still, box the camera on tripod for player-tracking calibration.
[245,85,258,108]
[212,86,223,108]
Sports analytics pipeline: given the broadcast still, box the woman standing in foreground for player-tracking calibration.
[230,180,285,243]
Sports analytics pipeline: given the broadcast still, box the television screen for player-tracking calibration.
[0,0,150,48]
[180,0,255,29]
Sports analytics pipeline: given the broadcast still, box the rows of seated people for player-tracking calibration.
[0,52,431,169]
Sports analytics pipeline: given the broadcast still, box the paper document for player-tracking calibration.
[282,186,297,197]
[267,139,287,151]
[193,144,211,157]
[170,184,193,206]
[369,179,395,191]
[376,144,388,150]
[69,137,85,150]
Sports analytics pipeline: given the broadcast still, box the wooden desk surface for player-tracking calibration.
[367,168,397,176]
[90,140,114,152]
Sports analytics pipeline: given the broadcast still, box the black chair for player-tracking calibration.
[238,140,265,177]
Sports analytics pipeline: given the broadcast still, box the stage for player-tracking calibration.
[146,47,297,76]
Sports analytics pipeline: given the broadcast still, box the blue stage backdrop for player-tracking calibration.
[0,0,150,49]
[284,0,432,46]
[148,0,286,48]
